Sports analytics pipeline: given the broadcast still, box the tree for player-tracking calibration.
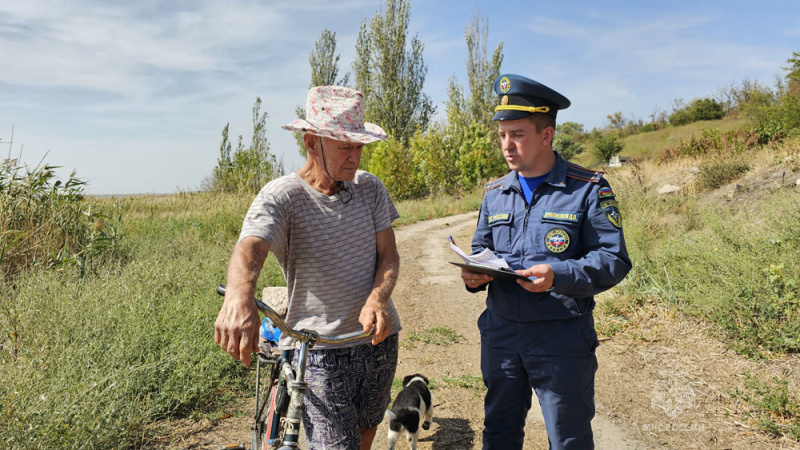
[606,111,626,131]
[554,122,586,161]
[445,10,503,132]
[591,133,624,165]
[784,51,800,97]
[465,11,504,127]
[295,29,351,157]
[208,98,283,193]
[353,0,435,145]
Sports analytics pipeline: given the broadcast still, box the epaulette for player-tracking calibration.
[483,175,506,191]
[566,162,604,183]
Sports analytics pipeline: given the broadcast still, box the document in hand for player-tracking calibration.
[448,236,530,282]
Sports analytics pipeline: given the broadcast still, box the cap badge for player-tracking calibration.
[500,95,509,106]
[499,76,511,94]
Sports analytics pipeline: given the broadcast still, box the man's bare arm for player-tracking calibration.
[359,227,400,345]
[214,236,271,367]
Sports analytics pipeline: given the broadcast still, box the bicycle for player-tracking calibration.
[215,285,373,450]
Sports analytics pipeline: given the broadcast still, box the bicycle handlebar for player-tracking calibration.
[216,285,373,346]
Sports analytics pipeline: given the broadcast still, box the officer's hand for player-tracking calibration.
[461,269,493,288]
[516,264,554,292]
[360,300,391,346]
[214,293,261,367]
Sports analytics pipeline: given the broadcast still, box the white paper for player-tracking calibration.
[448,235,510,269]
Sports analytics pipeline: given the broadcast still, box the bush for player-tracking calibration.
[454,122,507,188]
[553,133,583,161]
[407,126,460,196]
[591,133,625,164]
[365,136,423,200]
[698,159,750,190]
[669,98,725,126]
[0,159,122,279]
[660,128,761,163]
[750,95,800,144]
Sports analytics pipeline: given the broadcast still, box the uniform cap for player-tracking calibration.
[492,74,570,121]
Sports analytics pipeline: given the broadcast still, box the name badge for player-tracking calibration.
[542,210,580,223]
[487,211,512,225]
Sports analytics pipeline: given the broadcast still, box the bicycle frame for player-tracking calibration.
[216,285,373,450]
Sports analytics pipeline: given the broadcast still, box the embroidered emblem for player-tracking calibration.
[598,187,615,199]
[500,95,509,106]
[487,211,512,225]
[601,200,622,228]
[542,210,580,223]
[499,76,511,94]
[545,228,570,253]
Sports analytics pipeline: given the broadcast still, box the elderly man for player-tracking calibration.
[215,86,402,450]
[461,74,631,449]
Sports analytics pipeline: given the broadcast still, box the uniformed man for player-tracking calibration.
[461,74,631,449]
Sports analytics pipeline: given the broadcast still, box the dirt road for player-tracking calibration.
[173,212,799,449]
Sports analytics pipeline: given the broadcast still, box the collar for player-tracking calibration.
[489,152,568,192]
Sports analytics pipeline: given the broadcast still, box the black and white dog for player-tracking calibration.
[385,374,433,450]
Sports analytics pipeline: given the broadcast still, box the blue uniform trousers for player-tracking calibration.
[479,308,598,450]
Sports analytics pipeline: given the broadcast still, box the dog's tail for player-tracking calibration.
[384,409,398,422]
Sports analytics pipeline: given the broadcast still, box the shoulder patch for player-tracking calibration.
[484,173,511,191]
[566,162,604,183]
[598,186,615,199]
[601,200,622,228]
[484,178,504,191]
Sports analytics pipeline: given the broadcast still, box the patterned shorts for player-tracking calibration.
[293,334,398,449]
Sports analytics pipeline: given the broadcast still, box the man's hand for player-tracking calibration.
[214,293,261,367]
[461,268,493,289]
[216,237,270,367]
[516,264,555,292]
[359,300,391,346]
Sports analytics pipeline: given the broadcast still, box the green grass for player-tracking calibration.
[617,161,800,356]
[733,373,800,441]
[389,374,486,406]
[402,326,465,348]
[571,117,750,168]
[393,188,483,226]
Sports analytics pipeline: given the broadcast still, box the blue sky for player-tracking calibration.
[1,0,797,195]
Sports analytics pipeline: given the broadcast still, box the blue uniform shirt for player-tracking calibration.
[470,152,631,322]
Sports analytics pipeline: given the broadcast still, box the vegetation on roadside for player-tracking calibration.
[733,374,800,440]
[0,159,122,280]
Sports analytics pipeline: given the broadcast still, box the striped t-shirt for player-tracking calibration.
[239,171,402,349]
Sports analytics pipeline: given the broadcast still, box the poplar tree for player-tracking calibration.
[353,0,434,145]
[295,29,350,157]
[445,10,503,132]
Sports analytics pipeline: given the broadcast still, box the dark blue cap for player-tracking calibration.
[492,74,570,121]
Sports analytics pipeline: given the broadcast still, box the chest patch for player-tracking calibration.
[542,210,580,223]
[601,200,623,228]
[487,211,512,226]
[545,228,571,253]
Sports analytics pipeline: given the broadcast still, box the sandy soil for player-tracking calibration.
[167,211,800,449]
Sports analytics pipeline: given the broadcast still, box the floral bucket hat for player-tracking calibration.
[282,86,387,144]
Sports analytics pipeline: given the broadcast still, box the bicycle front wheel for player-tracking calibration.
[254,357,291,450]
